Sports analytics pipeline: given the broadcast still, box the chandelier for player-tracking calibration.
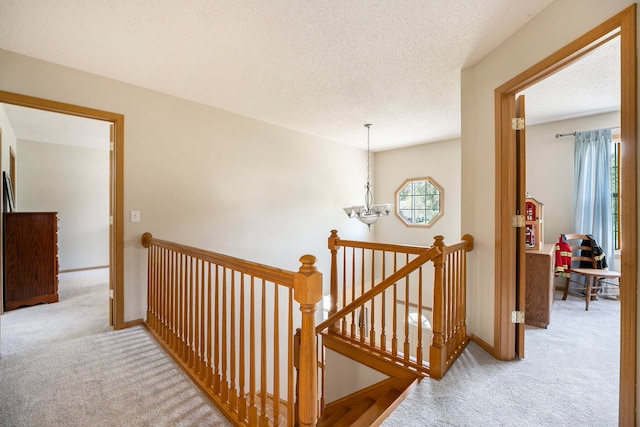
[343,124,393,229]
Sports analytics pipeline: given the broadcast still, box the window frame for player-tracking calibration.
[394,176,444,228]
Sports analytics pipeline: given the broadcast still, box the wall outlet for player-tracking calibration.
[130,210,141,223]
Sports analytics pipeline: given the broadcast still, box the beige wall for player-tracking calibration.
[375,138,461,246]
[461,0,634,346]
[0,48,376,321]
[17,139,110,271]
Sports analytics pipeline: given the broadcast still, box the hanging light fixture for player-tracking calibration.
[343,124,393,229]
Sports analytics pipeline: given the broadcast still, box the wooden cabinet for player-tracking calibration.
[3,212,59,311]
[525,243,555,328]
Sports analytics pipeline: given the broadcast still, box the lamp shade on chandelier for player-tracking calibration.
[343,124,393,229]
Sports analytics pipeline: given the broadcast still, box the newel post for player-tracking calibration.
[294,254,323,427]
[141,232,153,248]
[430,235,446,380]
[327,230,340,328]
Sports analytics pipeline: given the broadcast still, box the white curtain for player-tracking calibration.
[573,128,614,270]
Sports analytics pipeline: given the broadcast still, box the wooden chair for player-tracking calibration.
[561,233,621,311]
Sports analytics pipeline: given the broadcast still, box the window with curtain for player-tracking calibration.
[573,128,614,270]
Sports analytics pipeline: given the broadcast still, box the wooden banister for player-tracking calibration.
[141,233,322,427]
[321,231,474,386]
[141,231,472,425]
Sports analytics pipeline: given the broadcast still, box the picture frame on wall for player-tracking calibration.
[3,171,15,212]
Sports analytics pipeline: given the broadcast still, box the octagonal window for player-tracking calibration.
[395,177,443,228]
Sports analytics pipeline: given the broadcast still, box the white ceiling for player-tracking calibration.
[0,1,620,151]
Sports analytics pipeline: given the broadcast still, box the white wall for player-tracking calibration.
[526,112,620,246]
[0,105,17,180]
[375,138,461,246]
[17,139,110,271]
[324,348,388,402]
[460,0,634,346]
[0,48,373,321]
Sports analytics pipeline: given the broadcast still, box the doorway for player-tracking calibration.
[494,5,636,425]
[0,90,125,330]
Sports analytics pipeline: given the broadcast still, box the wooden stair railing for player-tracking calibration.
[140,230,472,426]
[141,232,322,427]
[320,231,474,387]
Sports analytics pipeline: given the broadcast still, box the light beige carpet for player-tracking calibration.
[1,270,620,426]
[383,290,620,426]
[0,269,231,426]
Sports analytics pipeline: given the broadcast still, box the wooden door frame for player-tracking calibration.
[494,5,636,425]
[0,90,126,330]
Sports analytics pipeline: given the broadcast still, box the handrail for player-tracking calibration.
[141,232,296,286]
[316,245,441,333]
[328,231,432,255]
[441,234,474,255]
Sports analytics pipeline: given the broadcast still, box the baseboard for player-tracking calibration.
[470,334,494,356]
[123,318,144,328]
[59,265,109,273]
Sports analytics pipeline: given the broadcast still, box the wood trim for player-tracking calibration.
[494,5,636,425]
[493,91,517,360]
[123,318,144,328]
[0,90,126,330]
[617,6,637,426]
[59,265,110,274]
[470,334,493,354]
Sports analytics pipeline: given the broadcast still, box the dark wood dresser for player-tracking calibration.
[525,243,555,328]
[3,212,59,311]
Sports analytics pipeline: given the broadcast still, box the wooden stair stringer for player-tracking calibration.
[322,331,425,379]
[320,331,422,426]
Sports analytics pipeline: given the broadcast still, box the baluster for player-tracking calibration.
[360,249,366,343]
[403,253,410,360]
[206,263,213,388]
[341,246,347,334]
[391,252,398,356]
[451,252,459,351]
[249,277,257,426]
[173,251,180,350]
[179,253,186,359]
[199,259,206,380]
[238,274,247,421]
[447,253,453,357]
[213,264,221,395]
[273,283,280,425]
[230,271,237,411]
[459,250,468,345]
[369,250,375,347]
[188,256,195,369]
[260,279,267,424]
[287,288,295,427]
[380,250,387,352]
[416,267,423,365]
[350,248,356,338]
[165,247,170,339]
[221,268,229,402]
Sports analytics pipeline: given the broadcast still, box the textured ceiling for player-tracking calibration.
[0,0,619,151]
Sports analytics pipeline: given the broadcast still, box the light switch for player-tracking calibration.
[130,210,141,223]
